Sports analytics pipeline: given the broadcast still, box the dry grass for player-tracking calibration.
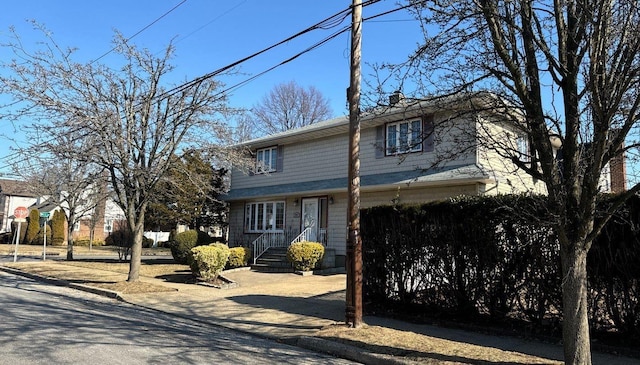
[317,324,562,364]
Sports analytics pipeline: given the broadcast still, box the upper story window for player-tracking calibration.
[256,146,278,173]
[516,135,530,162]
[245,201,285,233]
[386,119,423,155]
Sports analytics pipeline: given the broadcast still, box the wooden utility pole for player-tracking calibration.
[346,0,363,328]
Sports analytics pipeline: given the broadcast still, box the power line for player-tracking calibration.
[91,0,188,64]
[0,1,418,171]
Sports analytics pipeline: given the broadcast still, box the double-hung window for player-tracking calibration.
[516,135,530,162]
[386,119,423,155]
[256,146,278,173]
[245,201,285,232]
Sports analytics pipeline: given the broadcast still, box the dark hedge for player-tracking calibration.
[361,194,639,343]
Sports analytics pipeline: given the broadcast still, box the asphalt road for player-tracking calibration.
[0,271,357,365]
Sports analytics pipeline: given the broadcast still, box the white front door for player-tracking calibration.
[301,198,319,242]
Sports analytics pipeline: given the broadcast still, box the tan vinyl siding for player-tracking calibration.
[230,133,348,190]
[230,115,480,192]
[475,117,547,195]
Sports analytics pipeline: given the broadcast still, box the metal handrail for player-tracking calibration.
[290,227,312,245]
[252,231,286,264]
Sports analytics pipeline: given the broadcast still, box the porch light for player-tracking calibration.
[329,196,334,204]
[293,198,299,206]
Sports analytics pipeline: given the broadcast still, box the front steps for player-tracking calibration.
[251,247,293,273]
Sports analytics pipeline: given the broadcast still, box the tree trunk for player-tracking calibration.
[66,217,74,261]
[560,243,592,365]
[127,221,144,282]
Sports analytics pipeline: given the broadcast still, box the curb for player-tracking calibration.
[0,265,124,301]
[297,336,411,365]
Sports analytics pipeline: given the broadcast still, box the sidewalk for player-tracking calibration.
[1,260,639,365]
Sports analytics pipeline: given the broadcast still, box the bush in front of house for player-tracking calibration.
[286,241,325,272]
[170,230,199,264]
[26,209,41,244]
[190,243,230,281]
[51,210,66,246]
[33,224,53,246]
[227,246,251,269]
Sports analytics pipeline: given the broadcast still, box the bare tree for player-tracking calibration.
[12,137,107,261]
[375,1,640,363]
[250,81,333,136]
[0,23,239,281]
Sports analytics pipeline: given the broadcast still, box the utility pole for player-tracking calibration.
[346,0,363,328]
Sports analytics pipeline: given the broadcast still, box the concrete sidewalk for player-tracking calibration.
[1,260,639,365]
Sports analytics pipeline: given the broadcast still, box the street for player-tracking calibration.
[0,271,358,364]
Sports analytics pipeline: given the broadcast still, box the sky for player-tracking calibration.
[0,0,424,177]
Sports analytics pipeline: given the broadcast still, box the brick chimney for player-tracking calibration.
[609,151,627,193]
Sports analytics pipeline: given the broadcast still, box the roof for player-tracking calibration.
[224,164,492,201]
[238,91,508,150]
[0,179,37,198]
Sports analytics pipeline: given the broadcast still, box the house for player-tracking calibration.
[0,178,42,235]
[0,178,126,244]
[224,92,619,268]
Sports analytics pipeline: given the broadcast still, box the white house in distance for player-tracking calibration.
[0,178,127,244]
[224,92,563,268]
[0,179,42,234]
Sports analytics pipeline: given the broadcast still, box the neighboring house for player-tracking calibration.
[0,179,42,234]
[0,177,127,243]
[71,196,127,243]
[224,92,553,268]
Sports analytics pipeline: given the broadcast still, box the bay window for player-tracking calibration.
[245,201,285,232]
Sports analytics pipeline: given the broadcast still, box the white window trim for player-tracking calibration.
[255,146,278,174]
[386,119,423,156]
[245,201,285,233]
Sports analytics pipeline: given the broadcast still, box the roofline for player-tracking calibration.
[236,92,508,149]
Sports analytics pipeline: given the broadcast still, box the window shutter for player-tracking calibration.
[247,150,255,176]
[423,116,434,152]
[276,145,284,172]
[375,126,385,159]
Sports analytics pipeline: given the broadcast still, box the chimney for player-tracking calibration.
[389,90,404,106]
[609,150,627,193]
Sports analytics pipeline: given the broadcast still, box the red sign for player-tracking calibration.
[13,206,28,219]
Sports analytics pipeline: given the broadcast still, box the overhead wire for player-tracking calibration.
[90,0,188,64]
[0,0,419,172]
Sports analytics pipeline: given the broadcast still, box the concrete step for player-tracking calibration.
[251,263,293,273]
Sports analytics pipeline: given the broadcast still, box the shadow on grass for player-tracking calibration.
[319,336,538,365]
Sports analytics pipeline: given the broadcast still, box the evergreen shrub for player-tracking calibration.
[26,209,40,244]
[51,210,66,246]
[227,246,251,269]
[170,230,199,264]
[190,243,230,281]
[286,241,325,271]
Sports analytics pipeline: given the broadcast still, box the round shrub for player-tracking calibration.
[190,243,230,281]
[286,241,325,272]
[170,230,198,264]
[227,246,251,269]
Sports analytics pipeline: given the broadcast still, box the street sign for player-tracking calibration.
[14,206,28,219]
[40,212,50,218]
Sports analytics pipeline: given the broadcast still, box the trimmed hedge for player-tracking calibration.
[286,241,324,271]
[170,230,198,264]
[227,246,251,269]
[190,243,230,281]
[361,193,640,344]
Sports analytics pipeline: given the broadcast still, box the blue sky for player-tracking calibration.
[0,0,423,176]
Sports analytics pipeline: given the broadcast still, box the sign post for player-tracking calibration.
[12,206,29,262]
[40,212,50,261]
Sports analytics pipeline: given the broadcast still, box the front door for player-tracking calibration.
[301,198,319,242]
